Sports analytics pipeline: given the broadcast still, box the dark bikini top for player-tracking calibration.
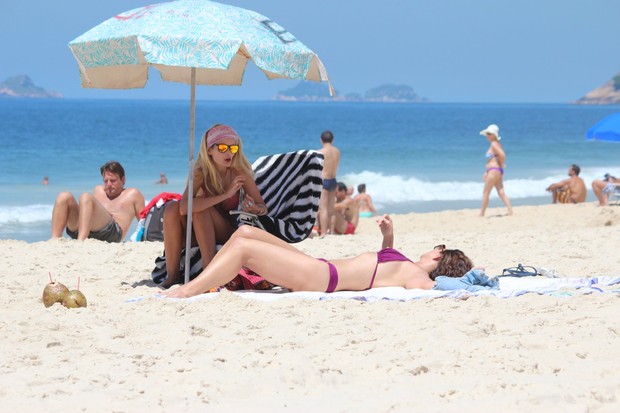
[369,248,413,289]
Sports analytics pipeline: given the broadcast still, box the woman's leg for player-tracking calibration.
[223,225,302,254]
[161,202,186,288]
[479,174,495,217]
[592,179,607,206]
[163,233,327,298]
[494,178,513,215]
[192,207,233,270]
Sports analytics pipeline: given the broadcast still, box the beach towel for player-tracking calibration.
[131,271,620,304]
[251,150,324,243]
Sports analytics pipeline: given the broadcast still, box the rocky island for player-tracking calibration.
[275,82,428,103]
[0,75,62,98]
[575,72,620,105]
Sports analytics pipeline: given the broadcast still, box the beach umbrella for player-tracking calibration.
[68,0,332,283]
[586,113,620,143]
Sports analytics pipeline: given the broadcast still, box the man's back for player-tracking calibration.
[568,176,587,203]
[320,143,340,179]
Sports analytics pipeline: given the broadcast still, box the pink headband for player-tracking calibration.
[206,124,240,147]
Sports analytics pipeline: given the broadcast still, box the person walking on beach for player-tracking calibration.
[479,124,513,217]
[354,183,377,218]
[51,161,145,242]
[333,182,359,234]
[161,215,474,298]
[317,130,340,236]
[545,164,587,204]
[160,124,267,288]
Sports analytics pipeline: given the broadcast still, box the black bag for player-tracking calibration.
[142,200,177,242]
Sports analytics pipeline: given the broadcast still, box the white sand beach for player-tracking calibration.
[2,203,620,412]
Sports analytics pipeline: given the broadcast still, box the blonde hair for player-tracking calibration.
[195,124,253,195]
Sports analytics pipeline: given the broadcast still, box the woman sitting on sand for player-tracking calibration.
[161,215,473,298]
[160,124,267,288]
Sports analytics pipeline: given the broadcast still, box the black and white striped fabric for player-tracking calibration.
[253,149,324,243]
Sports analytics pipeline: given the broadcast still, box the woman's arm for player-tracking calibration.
[239,172,269,216]
[367,195,377,213]
[178,168,242,215]
[491,142,506,167]
[377,214,394,249]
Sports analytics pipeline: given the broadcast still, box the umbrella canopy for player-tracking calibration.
[69,0,332,283]
[586,113,620,143]
[69,0,332,90]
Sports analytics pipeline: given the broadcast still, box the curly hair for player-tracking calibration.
[429,249,473,280]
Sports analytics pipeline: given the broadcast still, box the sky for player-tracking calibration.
[1,0,620,103]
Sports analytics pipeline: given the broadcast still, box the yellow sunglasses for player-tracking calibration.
[214,143,239,154]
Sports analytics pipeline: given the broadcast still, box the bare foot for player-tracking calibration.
[160,285,190,298]
[159,274,181,289]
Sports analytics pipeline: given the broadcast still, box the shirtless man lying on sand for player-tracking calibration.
[51,160,145,242]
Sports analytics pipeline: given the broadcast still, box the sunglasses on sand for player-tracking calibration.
[213,143,239,154]
[433,244,446,251]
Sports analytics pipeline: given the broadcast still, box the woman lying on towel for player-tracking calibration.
[161,214,474,298]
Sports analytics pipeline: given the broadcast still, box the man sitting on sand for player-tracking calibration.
[545,164,587,204]
[51,160,145,242]
[592,173,620,206]
[333,182,359,235]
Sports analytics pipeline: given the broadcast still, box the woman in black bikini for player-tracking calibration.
[161,215,473,298]
[479,124,513,217]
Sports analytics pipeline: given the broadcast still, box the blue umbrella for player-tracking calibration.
[586,113,620,143]
[69,0,333,283]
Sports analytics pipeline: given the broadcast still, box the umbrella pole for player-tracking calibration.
[184,68,197,285]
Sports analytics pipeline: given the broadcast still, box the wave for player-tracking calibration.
[0,165,613,224]
[340,169,608,206]
[0,204,53,225]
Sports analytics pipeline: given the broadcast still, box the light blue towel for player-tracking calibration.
[432,269,500,292]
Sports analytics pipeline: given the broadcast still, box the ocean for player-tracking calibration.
[1,98,618,243]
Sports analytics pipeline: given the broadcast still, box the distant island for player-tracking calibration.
[274,81,428,103]
[575,72,620,105]
[0,75,62,98]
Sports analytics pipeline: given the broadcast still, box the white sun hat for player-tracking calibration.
[480,124,501,140]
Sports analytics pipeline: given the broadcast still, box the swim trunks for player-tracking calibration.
[318,258,338,293]
[556,189,575,204]
[344,221,355,235]
[66,219,123,243]
[322,178,337,191]
[359,211,373,218]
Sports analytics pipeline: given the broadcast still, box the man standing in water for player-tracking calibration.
[317,130,340,237]
[51,160,145,242]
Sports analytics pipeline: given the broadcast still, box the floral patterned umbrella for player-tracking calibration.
[68,0,331,89]
[69,0,332,283]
